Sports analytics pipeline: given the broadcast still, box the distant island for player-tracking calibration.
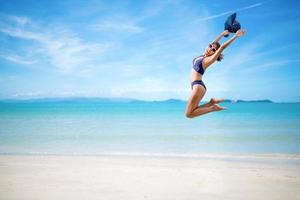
[0,97,281,104]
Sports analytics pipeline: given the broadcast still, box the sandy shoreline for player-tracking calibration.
[1,155,300,200]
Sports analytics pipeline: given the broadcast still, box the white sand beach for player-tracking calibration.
[0,154,300,200]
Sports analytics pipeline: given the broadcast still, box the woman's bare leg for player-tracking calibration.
[185,86,226,118]
[199,98,224,108]
[188,105,215,117]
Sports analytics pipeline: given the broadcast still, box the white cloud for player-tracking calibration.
[6,15,31,26]
[0,14,31,26]
[0,27,44,40]
[0,54,37,65]
[241,59,300,74]
[12,91,44,98]
[0,15,112,72]
[42,37,109,71]
[90,20,143,33]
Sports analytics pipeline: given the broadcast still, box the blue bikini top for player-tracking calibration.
[192,55,205,75]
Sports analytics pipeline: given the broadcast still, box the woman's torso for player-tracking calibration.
[191,55,206,82]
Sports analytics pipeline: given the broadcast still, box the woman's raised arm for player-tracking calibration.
[221,29,246,50]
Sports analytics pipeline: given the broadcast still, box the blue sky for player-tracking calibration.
[0,0,299,102]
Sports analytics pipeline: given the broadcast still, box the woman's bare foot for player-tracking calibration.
[209,98,224,105]
[212,104,226,111]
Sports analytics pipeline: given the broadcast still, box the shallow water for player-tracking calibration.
[0,101,300,155]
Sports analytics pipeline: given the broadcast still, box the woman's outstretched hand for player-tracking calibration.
[222,30,230,37]
[235,29,246,37]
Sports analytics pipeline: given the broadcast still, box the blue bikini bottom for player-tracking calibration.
[191,80,206,91]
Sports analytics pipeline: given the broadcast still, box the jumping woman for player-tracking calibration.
[185,29,246,118]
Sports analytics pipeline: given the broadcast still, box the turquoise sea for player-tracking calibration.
[0,99,300,156]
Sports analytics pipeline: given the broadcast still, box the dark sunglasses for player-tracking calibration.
[209,44,217,52]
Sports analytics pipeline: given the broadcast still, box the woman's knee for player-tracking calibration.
[185,110,194,118]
